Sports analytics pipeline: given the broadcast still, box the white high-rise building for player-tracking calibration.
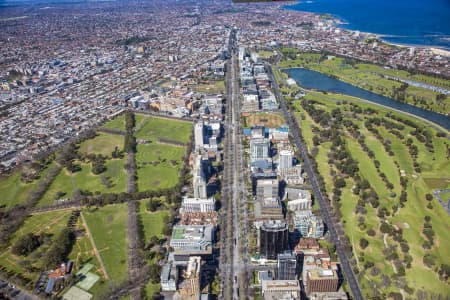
[194,122,204,150]
[250,138,270,162]
[193,155,207,199]
[279,149,293,170]
[182,196,215,212]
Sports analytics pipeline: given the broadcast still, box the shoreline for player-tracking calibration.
[282,2,450,56]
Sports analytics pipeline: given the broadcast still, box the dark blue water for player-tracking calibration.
[284,68,450,130]
[286,0,450,50]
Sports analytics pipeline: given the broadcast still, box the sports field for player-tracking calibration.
[38,159,127,207]
[101,114,126,131]
[244,112,286,128]
[82,203,128,285]
[138,200,169,241]
[78,133,123,156]
[135,115,192,143]
[135,143,185,191]
[191,80,225,94]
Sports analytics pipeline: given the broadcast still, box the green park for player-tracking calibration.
[285,87,450,298]
[0,112,192,299]
[278,48,449,114]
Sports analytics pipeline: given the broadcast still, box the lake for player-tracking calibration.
[284,68,450,130]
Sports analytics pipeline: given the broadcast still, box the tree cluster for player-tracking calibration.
[42,228,75,270]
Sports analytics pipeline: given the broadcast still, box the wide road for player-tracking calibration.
[220,28,249,300]
[267,63,364,300]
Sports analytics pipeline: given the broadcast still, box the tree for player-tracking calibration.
[380,222,392,234]
[425,194,433,201]
[42,228,75,269]
[148,264,161,283]
[400,242,409,253]
[367,229,376,237]
[146,199,160,212]
[423,254,436,268]
[334,178,346,188]
[12,233,41,256]
[359,238,369,250]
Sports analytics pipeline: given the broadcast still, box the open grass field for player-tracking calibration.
[258,50,275,59]
[78,133,123,156]
[279,50,450,114]
[83,204,128,286]
[38,159,127,207]
[191,80,225,94]
[101,114,125,131]
[244,112,286,128]
[68,217,111,298]
[135,143,185,191]
[135,115,192,143]
[291,89,450,298]
[0,209,73,284]
[0,171,37,209]
[138,200,168,242]
[0,162,56,208]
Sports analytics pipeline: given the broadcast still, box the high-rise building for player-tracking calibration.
[194,122,204,150]
[255,197,284,221]
[256,178,279,199]
[181,196,215,213]
[285,188,312,211]
[278,149,293,170]
[242,94,260,112]
[170,225,214,252]
[293,211,324,239]
[277,252,297,280]
[193,176,207,199]
[250,137,270,162]
[259,220,289,260]
[179,256,201,299]
[302,248,340,297]
[193,155,207,199]
[261,280,301,299]
[305,269,339,295]
[160,262,177,291]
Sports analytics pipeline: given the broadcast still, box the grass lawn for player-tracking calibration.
[68,217,111,298]
[191,80,225,94]
[0,210,73,285]
[280,52,450,114]
[138,200,168,242]
[135,143,185,191]
[78,133,123,156]
[38,159,127,207]
[244,112,286,128]
[83,204,128,286]
[292,90,450,298]
[0,162,56,209]
[135,115,192,143]
[102,114,125,131]
[0,171,37,209]
[258,50,275,59]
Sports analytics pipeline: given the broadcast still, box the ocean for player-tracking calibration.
[286,0,450,50]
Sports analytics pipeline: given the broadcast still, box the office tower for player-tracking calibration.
[259,220,288,260]
[277,252,297,280]
[279,149,293,170]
